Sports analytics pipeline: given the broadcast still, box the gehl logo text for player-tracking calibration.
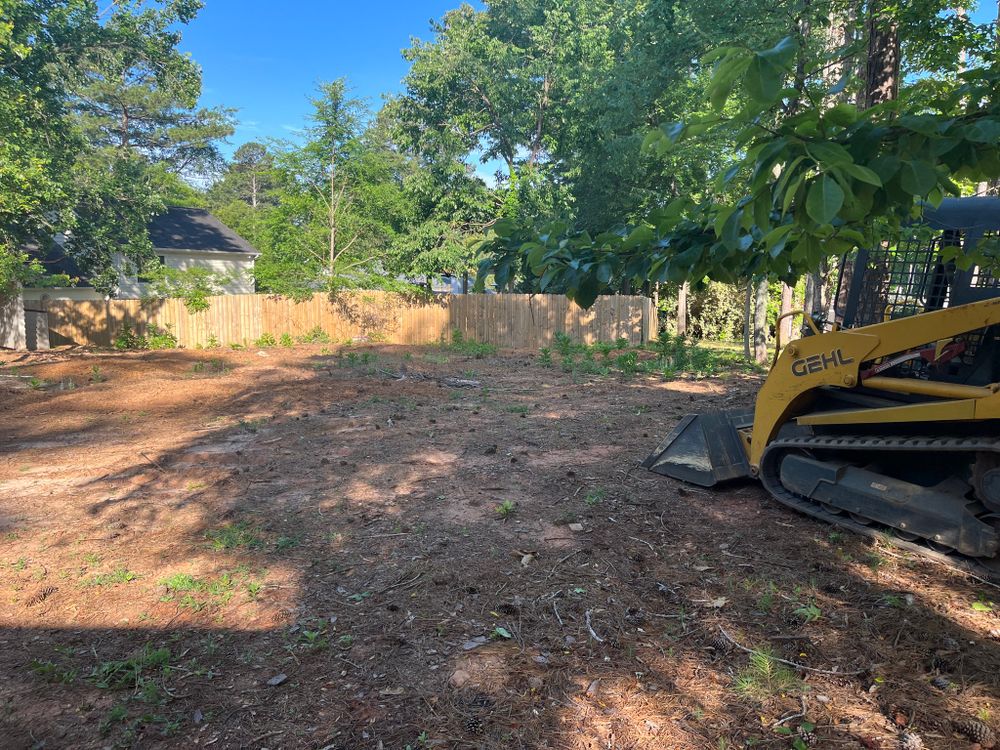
[791,348,855,377]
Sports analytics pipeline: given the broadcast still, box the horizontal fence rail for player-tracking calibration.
[44,292,657,350]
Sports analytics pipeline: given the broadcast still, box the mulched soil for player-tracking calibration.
[1,344,999,750]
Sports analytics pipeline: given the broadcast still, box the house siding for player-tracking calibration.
[23,249,256,303]
[116,250,256,298]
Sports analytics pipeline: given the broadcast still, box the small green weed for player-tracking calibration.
[205,521,262,551]
[83,567,138,587]
[296,326,331,344]
[584,488,606,506]
[238,417,267,433]
[445,329,496,358]
[90,365,106,383]
[31,659,77,684]
[733,648,800,698]
[254,332,277,348]
[279,333,294,347]
[146,325,178,350]
[972,594,996,613]
[274,535,301,552]
[27,376,46,390]
[495,500,516,519]
[793,602,822,623]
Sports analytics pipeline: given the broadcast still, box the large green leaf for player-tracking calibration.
[746,55,784,104]
[899,160,939,196]
[841,163,882,186]
[805,175,844,225]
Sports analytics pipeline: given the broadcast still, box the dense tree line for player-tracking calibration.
[3,0,998,357]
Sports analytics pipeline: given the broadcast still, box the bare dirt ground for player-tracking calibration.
[1,343,999,750]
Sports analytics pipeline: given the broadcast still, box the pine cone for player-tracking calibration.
[796,728,817,746]
[464,716,484,735]
[708,633,732,655]
[899,732,925,750]
[953,718,996,746]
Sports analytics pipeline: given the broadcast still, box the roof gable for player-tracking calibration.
[148,207,257,254]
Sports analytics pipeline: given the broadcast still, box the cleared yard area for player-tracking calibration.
[1,345,999,749]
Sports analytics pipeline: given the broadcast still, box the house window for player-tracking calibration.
[158,255,166,266]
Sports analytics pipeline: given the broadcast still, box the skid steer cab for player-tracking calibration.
[643,197,1000,575]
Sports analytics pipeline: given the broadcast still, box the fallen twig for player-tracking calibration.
[584,609,605,643]
[377,368,480,388]
[546,549,582,580]
[628,535,657,554]
[772,696,808,728]
[139,451,166,472]
[376,572,423,595]
[553,601,563,627]
[718,627,864,676]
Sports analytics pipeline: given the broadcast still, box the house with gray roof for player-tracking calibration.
[22,206,259,304]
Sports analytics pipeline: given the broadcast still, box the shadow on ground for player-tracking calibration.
[0,345,998,749]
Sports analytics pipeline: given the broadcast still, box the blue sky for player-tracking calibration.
[183,0,998,161]
[180,1,479,155]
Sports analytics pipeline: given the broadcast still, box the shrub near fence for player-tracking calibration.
[45,292,657,350]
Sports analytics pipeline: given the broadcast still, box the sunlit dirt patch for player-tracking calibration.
[1,345,998,748]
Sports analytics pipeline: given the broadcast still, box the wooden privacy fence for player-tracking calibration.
[46,292,657,350]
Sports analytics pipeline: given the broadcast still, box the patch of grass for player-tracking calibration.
[274,535,301,552]
[83,567,138,587]
[159,569,252,610]
[584,488,606,506]
[146,325,178,350]
[444,329,496,358]
[495,499,516,519]
[863,552,887,570]
[27,376,47,390]
[90,643,171,696]
[238,417,268,433]
[83,552,102,565]
[733,648,801,698]
[31,658,77,684]
[296,326,331,344]
[422,352,450,365]
[205,521,262,551]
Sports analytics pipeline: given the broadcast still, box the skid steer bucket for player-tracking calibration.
[641,409,754,487]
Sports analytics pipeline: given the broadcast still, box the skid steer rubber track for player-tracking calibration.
[759,434,1000,583]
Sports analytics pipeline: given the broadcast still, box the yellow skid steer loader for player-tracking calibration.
[643,197,1000,577]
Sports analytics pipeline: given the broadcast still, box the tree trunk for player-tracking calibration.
[861,2,900,110]
[779,282,794,345]
[743,281,753,360]
[251,173,258,210]
[753,277,769,364]
[329,163,337,269]
[651,282,661,336]
[676,281,688,337]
